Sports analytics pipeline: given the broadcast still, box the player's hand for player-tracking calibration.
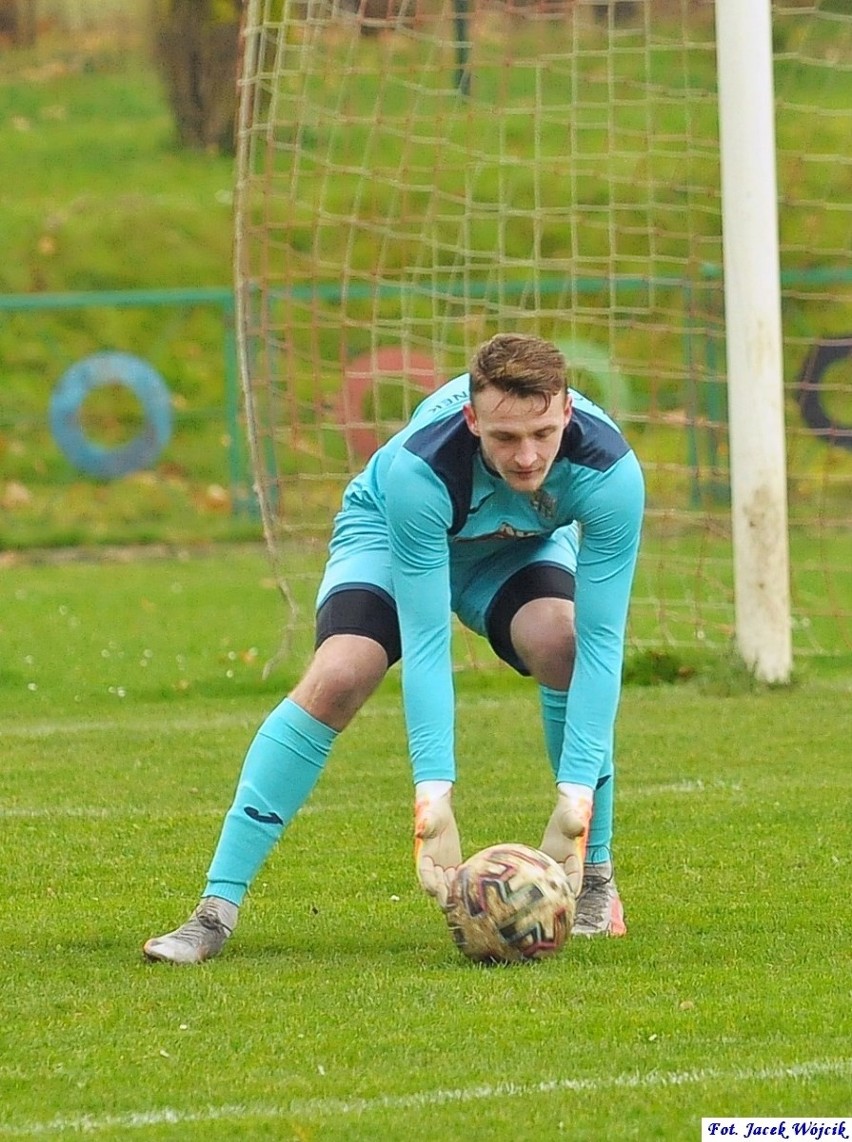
[414,789,461,909]
[540,791,592,899]
[417,858,458,910]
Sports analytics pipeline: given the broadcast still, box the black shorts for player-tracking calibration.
[315,564,575,675]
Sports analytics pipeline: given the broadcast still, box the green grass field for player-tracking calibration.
[1,20,850,1134]
[2,547,850,1140]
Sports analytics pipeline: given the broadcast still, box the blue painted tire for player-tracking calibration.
[49,352,173,479]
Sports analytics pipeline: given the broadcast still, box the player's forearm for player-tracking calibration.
[392,548,457,784]
[557,451,644,785]
[399,618,456,783]
[558,651,621,785]
[557,569,635,785]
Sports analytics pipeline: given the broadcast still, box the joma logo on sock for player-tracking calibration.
[244,806,284,826]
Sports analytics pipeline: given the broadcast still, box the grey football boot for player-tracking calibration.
[143,896,238,964]
[572,860,626,936]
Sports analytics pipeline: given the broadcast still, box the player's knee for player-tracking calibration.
[292,640,386,728]
[511,599,575,687]
[527,627,575,689]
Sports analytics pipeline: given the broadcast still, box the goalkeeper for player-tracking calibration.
[144,333,645,963]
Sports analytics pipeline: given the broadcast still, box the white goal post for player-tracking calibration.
[715,0,792,683]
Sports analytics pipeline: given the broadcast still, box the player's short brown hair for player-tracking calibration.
[469,334,568,409]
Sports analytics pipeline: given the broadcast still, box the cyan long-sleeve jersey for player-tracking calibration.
[336,373,645,787]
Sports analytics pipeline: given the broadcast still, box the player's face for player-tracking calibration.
[463,386,572,493]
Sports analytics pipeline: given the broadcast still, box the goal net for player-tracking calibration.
[234,0,851,665]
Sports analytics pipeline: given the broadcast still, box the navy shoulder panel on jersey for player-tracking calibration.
[402,411,479,534]
[559,407,630,471]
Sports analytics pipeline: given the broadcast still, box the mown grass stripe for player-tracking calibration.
[4,1057,849,1136]
[0,780,747,819]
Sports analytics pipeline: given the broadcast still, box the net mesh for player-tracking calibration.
[234,0,851,661]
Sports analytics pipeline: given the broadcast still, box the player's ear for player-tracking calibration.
[463,402,480,436]
[563,391,573,427]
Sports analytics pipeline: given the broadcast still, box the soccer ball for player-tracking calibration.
[444,842,575,964]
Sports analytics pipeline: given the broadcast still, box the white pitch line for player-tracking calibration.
[0,780,743,820]
[2,1058,849,1137]
[1,713,262,740]
[0,696,521,741]
[0,806,223,820]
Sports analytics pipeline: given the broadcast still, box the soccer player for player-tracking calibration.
[143,333,644,963]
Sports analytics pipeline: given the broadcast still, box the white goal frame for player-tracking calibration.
[715,0,792,683]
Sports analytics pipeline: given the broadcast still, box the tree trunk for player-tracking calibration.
[0,0,37,46]
[153,0,243,154]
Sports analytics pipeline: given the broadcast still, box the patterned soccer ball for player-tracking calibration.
[444,843,575,964]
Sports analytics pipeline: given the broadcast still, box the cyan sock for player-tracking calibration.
[204,698,337,905]
[539,684,568,779]
[587,769,614,864]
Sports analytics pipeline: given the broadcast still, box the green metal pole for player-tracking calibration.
[221,294,250,516]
